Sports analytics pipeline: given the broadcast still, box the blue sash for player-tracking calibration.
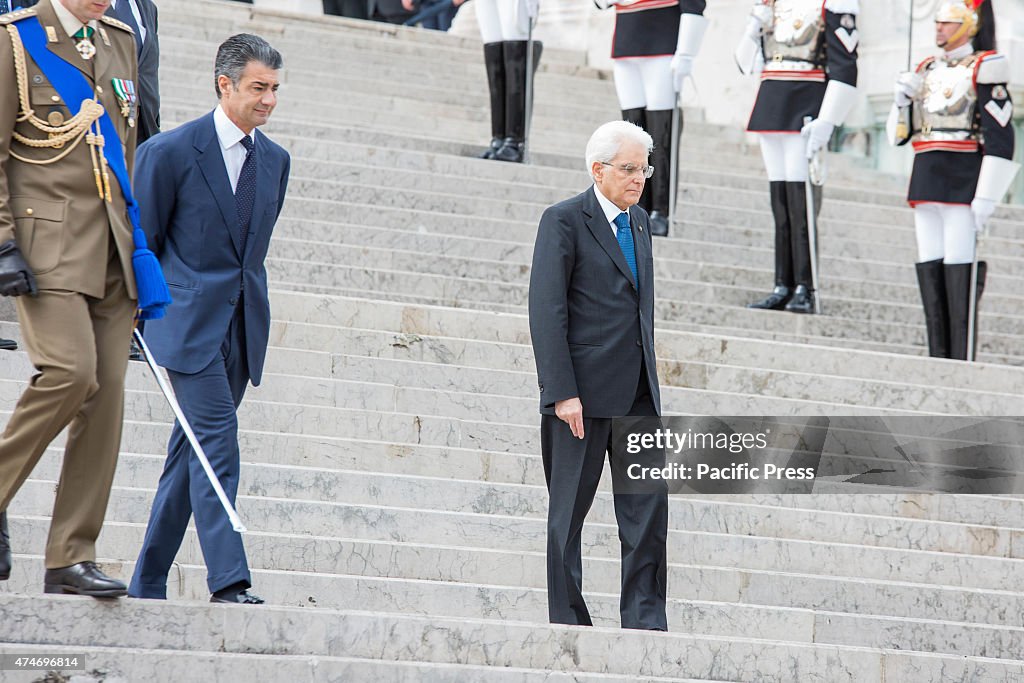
[13,16,170,319]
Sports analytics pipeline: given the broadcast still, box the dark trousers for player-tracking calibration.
[323,0,368,19]
[129,308,252,597]
[541,369,668,630]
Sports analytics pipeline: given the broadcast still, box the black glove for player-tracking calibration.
[0,240,38,297]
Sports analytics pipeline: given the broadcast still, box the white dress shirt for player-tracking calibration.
[49,0,97,38]
[108,0,147,43]
[214,105,250,193]
[593,184,630,236]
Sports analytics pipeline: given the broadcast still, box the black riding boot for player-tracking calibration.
[945,261,987,361]
[479,42,506,160]
[749,181,793,310]
[644,108,675,237]
[784,181,815,314]
[915,259,950,358]
[621,108,650,214]
[494,41,543,163]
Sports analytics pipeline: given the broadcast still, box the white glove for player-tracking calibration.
[894,72,923,107]
[971,197,996,234]
[801,118,835,159]
[671,53,693,92]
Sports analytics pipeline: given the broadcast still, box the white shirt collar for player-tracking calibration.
[593,184,630,231]
[944,42,974,62]
[50,0,98,39]
[214,104,248,152]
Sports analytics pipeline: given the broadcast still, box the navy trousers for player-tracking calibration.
[129,309,252,597]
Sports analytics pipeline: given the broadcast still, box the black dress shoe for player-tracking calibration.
[748,285,792,310]
[129,339,143,362]
[493,137,525,163]
[0,338,16,351]
[784,285,815,314]
[478,137,503,160]
[0,510,11,581]
[44,561,127,598]
[648,211,669,237]
[210,588,265,605]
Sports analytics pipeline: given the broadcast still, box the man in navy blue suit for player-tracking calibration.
[128,33,290,604]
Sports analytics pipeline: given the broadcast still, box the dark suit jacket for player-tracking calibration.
[134,111,291,385]
[528,187,661,419]
[104,0,159,143]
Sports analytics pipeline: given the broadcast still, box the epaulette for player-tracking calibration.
[0,7,37,25]
[99,15,134,35]
[974,50,1008,86]
[915,56,935,74]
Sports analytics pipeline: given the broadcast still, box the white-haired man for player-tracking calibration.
[528,120,667,630]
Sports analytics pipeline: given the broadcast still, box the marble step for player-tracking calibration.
[14,593,1021,682]
[6,557,1024,662]
[0,643,698,683]
[22,451,1024,557]
[12,486,1024,592]
[9,517,1024,633]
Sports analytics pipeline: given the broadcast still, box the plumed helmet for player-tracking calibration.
[935,0,983,40]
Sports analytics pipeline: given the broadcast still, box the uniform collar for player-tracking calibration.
[214,104,248,151]
[943,42,974,62]
[49,0,98,39]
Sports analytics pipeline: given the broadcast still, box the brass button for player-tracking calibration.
[25,208,34,216]
[51,95,60,102]
[96,85,103,95]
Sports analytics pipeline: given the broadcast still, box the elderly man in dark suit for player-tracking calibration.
[528,120,668,631]
[127,33,290,605]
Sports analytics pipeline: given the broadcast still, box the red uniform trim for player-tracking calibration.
[912,140,979,153]
[615,0,678,12]
[761,69,826,82]
[612,53,675,60]
[915,56,935,74]
[908,200,971,207]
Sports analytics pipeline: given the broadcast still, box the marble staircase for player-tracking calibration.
[2,1,1024,681]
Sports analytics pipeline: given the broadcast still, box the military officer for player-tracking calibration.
[603,0,707,237]
[887,0,1016,361]
[0,0,140,596]
[476,0,542,163]
[736,0,860,314]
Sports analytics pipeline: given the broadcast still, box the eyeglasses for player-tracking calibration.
[600,162,655,179]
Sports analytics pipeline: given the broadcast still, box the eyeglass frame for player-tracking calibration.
[599,161,655,179]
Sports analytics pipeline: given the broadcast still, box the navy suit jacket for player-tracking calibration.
[134,111,290,385]
[528,187,661,419]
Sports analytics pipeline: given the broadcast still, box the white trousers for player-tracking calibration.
[476,0,529,43]
[759,133,808,182]
[612,57,676,111]
[914,203,976,264]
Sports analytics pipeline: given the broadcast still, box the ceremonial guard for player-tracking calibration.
[476,0,541,163]
[736,0,860,313]
[0,0,167,595]
[605,0,707,236]
[887,0,1016,361]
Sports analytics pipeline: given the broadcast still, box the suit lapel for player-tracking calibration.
[194,113,243,258]
[92,26,112,85]
[38,1,92,81]
[583,188,637,291]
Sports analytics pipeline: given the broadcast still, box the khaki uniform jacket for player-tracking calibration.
[0,0,138,299]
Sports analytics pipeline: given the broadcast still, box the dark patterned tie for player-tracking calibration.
[0,1,10,16]
[614,212,638,288]
[109,0,143,55]
[235,135,257,256]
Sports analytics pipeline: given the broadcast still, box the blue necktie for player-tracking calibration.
[235,135,257,256]
[614,212,638,286]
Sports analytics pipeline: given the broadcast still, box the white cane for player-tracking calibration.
[967,235,979,362]
[133,328,247,533]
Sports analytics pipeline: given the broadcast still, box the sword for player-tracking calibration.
[967,235,979,362]
[668,89,681,226]
[133,328,247,533]
[803,116,823,315]
[523,10,536,164]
